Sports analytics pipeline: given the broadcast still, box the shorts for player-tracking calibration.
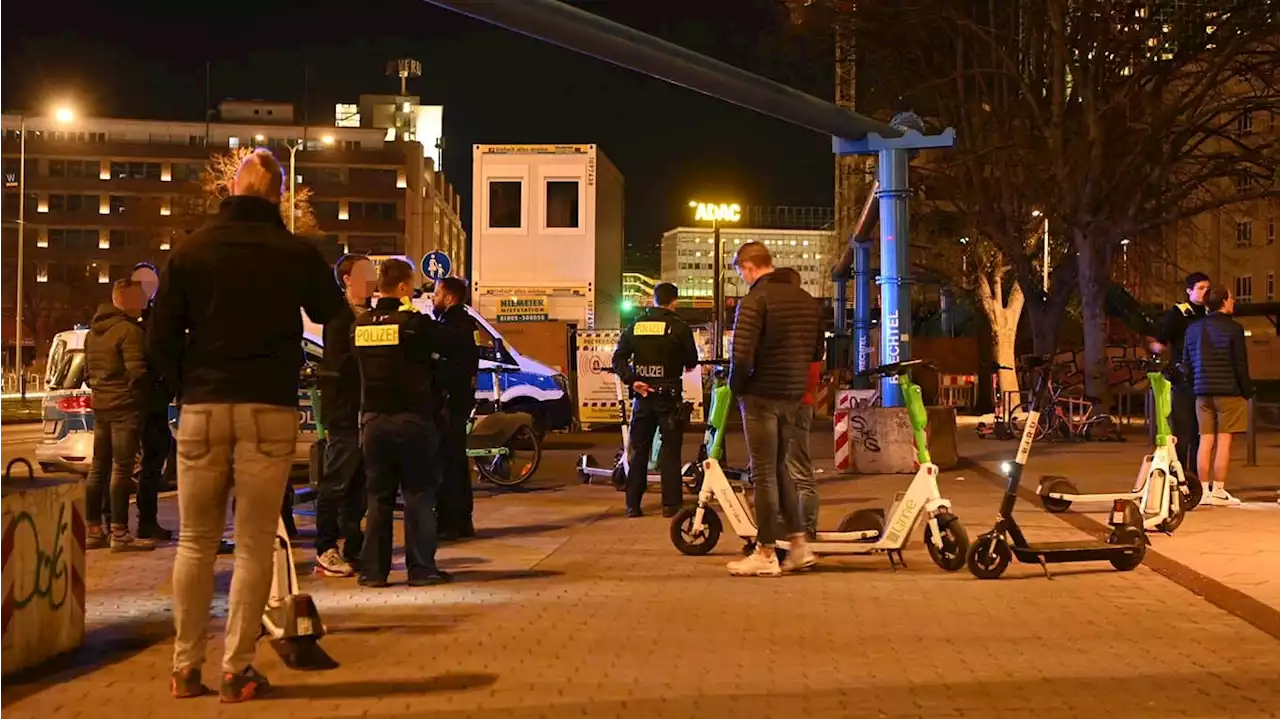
[1195,396,1248,435]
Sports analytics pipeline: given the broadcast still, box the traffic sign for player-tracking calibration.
[422,251,451,281]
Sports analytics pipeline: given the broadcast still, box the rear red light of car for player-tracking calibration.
[55,395,93,413]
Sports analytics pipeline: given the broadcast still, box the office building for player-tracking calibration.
[660,226,840,301]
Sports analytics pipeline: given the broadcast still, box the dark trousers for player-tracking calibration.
[626,394,686,511]
[436,405,474,531]
[86,414,141,530]
[360,412,440,581]
[315,427,366,559]
[740,395,803,546]
[1170,387,1200,478]
[137,406,172,527]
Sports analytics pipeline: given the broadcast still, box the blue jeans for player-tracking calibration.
[85,414,141,530]
[786,403,819,535]
[739,395,803,545]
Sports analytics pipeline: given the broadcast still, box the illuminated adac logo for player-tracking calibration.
[693,202,742,223]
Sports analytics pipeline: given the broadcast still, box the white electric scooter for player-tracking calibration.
[260,516,334,670]
[669,359,969,571]
[1037,356,1202,533]
[577,367,700,493]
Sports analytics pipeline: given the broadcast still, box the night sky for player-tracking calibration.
[2,0,838,274]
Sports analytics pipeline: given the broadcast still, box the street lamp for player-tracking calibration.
[1032,209,1050,291]
[688,200,742,359]
[286,135,334,233]
[14,105,75,398]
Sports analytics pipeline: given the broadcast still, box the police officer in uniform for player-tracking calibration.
[612,282,699,518]
[432,276,479,540]
[352,258,451,587]
[1150,271,1210,479]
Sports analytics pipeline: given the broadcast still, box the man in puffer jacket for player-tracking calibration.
[1182,286,1253,507]
[84,278,156,552]
[725,242,824,577]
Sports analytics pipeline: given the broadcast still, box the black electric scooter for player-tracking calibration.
[965,354,1147,579]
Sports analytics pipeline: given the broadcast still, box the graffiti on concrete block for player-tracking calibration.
[1050,345,1150,397]
[2,504,71,630]
[849,414,881,452]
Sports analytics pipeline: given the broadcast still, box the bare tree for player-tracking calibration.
[202,147,319,236]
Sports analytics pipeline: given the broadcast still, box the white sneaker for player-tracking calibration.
[315,548,355,577]
[1206,490,1242,507]
[780,541,817,573]
[727,548,782,577]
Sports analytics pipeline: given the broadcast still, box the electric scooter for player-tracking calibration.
[975,363,1018,440]
[669,359,970,572]
[965,354,1148,580]
[467,345,543,488]
[261,515,335,669]
[576,366,702,492]
[1037,355,1202,533]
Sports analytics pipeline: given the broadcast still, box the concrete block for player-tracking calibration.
[2,475,86,676]
[846,406,960,474]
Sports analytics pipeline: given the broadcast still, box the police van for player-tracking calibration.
[35,304,570,475]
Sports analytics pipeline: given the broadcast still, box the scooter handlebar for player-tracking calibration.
[855,358,931,379]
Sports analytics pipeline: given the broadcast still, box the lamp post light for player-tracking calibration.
[286,135,334,234]
[13,106,75,398]
[688,200,741,359]
[1032,209,1050,291]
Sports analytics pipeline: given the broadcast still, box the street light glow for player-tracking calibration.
[321,135,335,145]
[254,134,265,142]
[53,107,75,123]
[1031,209,1043,218]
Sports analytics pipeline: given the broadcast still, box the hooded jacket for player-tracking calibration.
[85,303,149,417]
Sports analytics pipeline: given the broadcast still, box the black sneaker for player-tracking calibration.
[357,575,389,588]
[137,523,174,541]
[625,506,643,518]
[171,667,209,698]
[408,569,453,587]
[220,665,270,703]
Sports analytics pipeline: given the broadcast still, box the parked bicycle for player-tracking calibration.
[1006,363,1125,442]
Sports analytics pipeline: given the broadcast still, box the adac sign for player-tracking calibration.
[693,202,741,223]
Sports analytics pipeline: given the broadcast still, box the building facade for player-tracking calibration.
[622,272,658,307]
[660,226,840,301]
[470,144,624,329]
[1,99,466,365]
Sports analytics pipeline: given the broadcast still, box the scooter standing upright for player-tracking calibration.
[670,359,969,572]
[1037,355,1202,533]
[965,355,1148,580]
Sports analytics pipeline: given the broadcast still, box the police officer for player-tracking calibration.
[1150,271,1210,479]
[612,282,699,518]
[432,276,479,540]
[353,258,451,587]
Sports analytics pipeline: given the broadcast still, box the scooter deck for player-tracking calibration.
[1015,541,1133,563]
[777,534,882,555]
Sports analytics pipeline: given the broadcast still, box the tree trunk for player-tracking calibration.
[1076,236,1113,408]
[976,269,1025,411]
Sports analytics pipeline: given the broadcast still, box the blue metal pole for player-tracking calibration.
[852,238,873,389]
[876,148,912,406]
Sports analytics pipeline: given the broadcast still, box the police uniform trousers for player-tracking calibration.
[626,390,686,511]
[1170,387,1200,479]
[436,399,475,533]
[360,411,442,581]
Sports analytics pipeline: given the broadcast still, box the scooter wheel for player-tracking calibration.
[924,514,969,572]
[1107,524,1146,571]
[1156,471,1186,534]
[837,508,885,541]
[1039,476,1077,514]
[966,533,1012,579]
[670,506,722,556]
[611,464,627,492]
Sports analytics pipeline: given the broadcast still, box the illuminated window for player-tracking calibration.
[335,103,361,128]
[161,164,172,182]
[1268,219,1275,246]
[229,136,240,149]
[37,263,49,283]
[98,267,110,284]
[37,195,48,213]
[1235,276,1253,303]
[36,231,48,249]
[99,234,110,249]
[159,238,171,251]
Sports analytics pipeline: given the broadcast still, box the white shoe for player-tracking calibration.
[727,549,782,577]
[780,541,817,573]
[315,548,356,577]
[1206,490,1242,507]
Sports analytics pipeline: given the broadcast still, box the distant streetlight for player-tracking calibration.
[14,105,75,398]
[1033,210,1050,291]
[689,199,742,359]
[254,134,265,143]
[286,134,335,233]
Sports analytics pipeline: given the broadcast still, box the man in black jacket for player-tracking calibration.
[131,261,174,541]
[150,149,345,702]
[432,276,480,539]
[84,278,156,553]
[611,282,698,518]
[314,254,375,577]
[1149,272,1210,478]
[1183,286,1253,508]
[725,242,823,578]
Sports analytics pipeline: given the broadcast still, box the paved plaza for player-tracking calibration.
[2,425,1278,718]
